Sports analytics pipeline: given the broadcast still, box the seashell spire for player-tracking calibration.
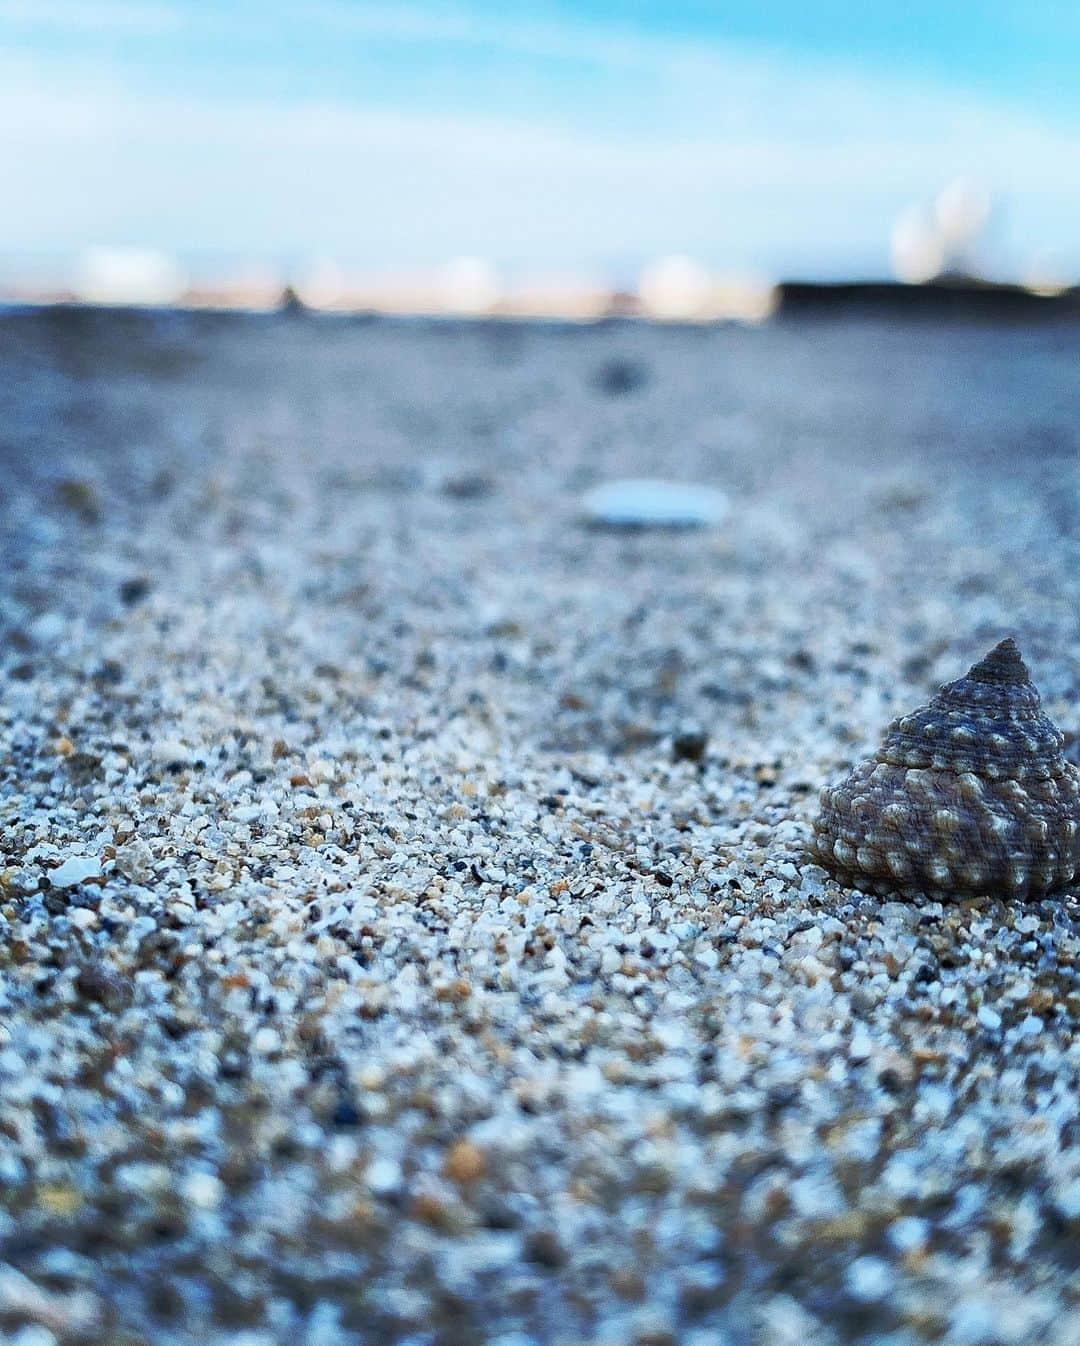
[809,638,1080,898]
[966,637,1029,684]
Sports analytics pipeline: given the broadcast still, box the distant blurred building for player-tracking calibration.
[605,289,642,318]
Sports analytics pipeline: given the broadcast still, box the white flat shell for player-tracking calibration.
[581,478,729,528]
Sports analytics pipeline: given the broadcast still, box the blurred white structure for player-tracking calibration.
[934,178,991,261]
[890,206,946,284]
[638,256,775,322]
[890,179,993,283]
[74,247,185,306]
[437,257,501,315]
[1022,252,1071,297]
[638,255,713,320]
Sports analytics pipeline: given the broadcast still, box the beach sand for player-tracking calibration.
[1,307,1078,1344]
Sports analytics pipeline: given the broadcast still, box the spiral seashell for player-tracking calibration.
[809,638,1080,898]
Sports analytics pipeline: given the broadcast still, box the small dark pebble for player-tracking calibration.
[74,963,130,1012]
[480,1197,520,1230]
[766,1085,801,1113]
[332,1098,363,1128]
[62,751,104,784]
[92,661,126,686]
[672,729,708,763]
[524,1228,568,1268]
[593,357,648,396]
[54,477,103,524]
[441,473,495,500]
[119,577,151,606]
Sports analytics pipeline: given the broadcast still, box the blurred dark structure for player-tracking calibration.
[776,279,1080,320]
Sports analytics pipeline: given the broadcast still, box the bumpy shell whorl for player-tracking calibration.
[809,638,1080,898]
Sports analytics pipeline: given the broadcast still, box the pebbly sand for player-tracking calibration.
[0,307,1078,1345]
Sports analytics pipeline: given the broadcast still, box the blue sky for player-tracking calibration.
[2,1,1079,281]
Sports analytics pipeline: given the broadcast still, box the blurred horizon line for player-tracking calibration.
[3,251,1077,326]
